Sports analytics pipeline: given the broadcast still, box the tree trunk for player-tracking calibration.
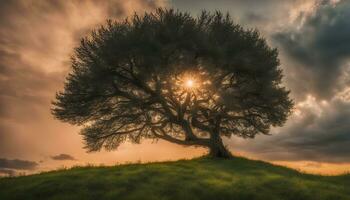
[208,134,232,158]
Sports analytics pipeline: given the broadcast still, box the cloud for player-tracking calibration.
[51,154,76,161]
[0,158,38,170]
[169,0,350,165]
[230,0,350,164]
[170,0,317,32]
[0,0,165,167]
[228,95,350,163]
[274,99,350,163]
[273,0,350,99]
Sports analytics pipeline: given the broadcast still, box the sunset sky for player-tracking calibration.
[1,0,350,176]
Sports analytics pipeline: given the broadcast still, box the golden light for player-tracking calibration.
[185,79,195,88]
[172,71,215,104]
[174,71,207,94]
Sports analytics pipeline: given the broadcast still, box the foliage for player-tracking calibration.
[52,9,293,157]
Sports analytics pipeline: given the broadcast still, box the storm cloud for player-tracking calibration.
[170,0,350,165]
[273,0,350,99]
[248,0,350,163]
[228,96,350,163]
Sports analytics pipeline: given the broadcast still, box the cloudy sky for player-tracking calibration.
[1,0,350,176]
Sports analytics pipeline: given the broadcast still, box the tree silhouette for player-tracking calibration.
[52,9,293,158]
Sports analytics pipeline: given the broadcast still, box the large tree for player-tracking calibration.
[52,9,293,158]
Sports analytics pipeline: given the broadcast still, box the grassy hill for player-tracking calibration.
[0,157,349,200]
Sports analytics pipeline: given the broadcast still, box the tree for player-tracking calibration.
[52,9,293,158]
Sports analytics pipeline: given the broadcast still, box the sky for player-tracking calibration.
[1,0,350,176]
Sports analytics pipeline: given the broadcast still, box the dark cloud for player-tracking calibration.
[245,1,350,164]
[170,0,350,165]
[0,158,38,170]
[170,0,308,31]
[277,101,350,163]
[51,154,76,161]
[273,0,350,98]
[228,98,350,163]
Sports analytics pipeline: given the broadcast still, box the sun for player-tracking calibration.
[185,79,195,88]
[175,72,204,93]
[183,77,200,90]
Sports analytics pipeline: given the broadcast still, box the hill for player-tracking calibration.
[0,157,349,200]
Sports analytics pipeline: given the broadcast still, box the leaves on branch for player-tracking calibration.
[52,9,293,152]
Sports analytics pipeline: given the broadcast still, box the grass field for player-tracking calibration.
[0,156,349,200]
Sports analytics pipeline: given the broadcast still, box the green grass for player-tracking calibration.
[0,156,349,200]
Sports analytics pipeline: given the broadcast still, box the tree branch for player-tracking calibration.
[152,128,209,146]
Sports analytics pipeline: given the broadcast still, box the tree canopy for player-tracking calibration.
[52,9,293,158]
